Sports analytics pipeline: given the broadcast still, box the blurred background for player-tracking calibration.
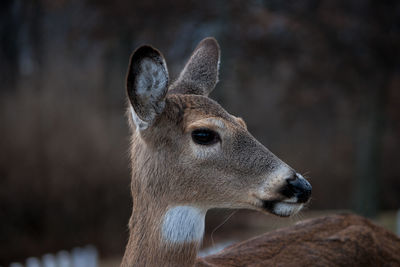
[1,0,399,265]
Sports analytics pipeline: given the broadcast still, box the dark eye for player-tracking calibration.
[191,129,220,145]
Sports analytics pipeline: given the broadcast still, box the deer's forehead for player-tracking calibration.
[165,94,237,127]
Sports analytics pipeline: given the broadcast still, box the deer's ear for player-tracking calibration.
[126,45,169,130]
[169,37,220,96]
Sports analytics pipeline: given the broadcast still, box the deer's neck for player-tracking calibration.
[121,197,206,267]
[121,141,206,267]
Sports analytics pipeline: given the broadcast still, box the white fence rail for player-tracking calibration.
[8,245,98,267]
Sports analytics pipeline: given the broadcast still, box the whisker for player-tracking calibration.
[211,210,238,247]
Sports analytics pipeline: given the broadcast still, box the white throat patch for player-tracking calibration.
[162,206,205,244]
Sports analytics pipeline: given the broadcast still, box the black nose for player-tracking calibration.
[281,174,312,203]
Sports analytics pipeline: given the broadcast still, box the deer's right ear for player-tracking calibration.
[126,45,169,131]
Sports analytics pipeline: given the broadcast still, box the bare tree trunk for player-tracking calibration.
[0,0,20,93]
[353,76,388,218]
[18,0,43,90]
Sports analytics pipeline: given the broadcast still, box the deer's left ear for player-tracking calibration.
[126,45,169,130]
[169,37,220,96]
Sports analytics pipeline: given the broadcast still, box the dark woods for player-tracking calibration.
[0,0,399,264]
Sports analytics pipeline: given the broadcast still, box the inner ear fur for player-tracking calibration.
[126,45,169,130]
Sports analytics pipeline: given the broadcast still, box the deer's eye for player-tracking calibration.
[191,129,220,145]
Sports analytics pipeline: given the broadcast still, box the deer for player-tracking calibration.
[120,37,311,266]
[120,37,400,266]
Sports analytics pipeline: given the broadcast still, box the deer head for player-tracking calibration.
[122,37,311,267]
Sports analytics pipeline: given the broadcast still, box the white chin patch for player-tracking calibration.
[274,202,303,217]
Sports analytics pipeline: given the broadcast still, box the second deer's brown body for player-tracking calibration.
[198,213,400,267]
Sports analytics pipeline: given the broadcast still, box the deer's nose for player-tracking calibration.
[281,173,312,203]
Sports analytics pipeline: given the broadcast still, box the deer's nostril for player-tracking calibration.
[280,173,312,203]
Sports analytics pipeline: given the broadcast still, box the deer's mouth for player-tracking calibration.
[261,200,303,217]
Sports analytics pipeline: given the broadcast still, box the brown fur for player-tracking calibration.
[121,93,289,266]
[197,213,400,267]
